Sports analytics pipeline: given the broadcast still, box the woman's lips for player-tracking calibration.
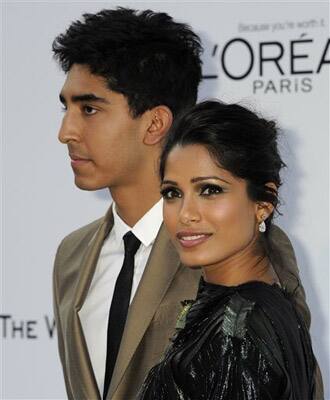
[176,232,212,248]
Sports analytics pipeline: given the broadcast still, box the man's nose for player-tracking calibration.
[58,111,81,144]
[179,196,201,225]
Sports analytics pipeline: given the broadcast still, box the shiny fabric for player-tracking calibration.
[138,280,315,399]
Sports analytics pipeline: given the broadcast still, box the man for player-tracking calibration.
[52,8,322,400]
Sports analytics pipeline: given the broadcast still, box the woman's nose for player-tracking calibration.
[179,197,201,225]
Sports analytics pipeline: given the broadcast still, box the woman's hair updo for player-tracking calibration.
[159,100,286,232]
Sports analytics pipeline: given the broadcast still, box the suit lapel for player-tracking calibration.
[74,208,113,310]
[108,224,181,398]
[69,207,114,399]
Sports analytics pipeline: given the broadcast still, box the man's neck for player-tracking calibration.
[110,182,162,227]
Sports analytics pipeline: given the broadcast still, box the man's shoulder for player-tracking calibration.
[62,217,104,243]
[55,216,106,262]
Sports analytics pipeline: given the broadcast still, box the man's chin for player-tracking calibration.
[74,177,107,191]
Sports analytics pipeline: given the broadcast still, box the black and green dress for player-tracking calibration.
[138,279,316,400]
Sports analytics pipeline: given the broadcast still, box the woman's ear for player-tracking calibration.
[256,201,274,224]
[143,105,173,146]
[255,182,277,223]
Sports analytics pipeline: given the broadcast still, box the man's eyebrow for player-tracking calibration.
[59,93,110,104]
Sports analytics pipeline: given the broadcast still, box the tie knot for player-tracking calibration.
[123,231,141,255]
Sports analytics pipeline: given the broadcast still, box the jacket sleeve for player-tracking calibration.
[267,225,310,327]
[53,241,74,400]
[267,225,324,399]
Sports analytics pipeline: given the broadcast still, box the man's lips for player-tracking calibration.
[69,153,91,166]
[176,231,212,248]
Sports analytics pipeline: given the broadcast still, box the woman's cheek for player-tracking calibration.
[204,199,235,224]
[163,203,179,238]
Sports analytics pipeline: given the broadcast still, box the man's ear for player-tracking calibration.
[143,105,173,146]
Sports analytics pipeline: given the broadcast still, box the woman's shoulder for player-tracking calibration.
[188,279,303,349]
[219,290,256,339]
[211,281,299,342]
[207,283,297,375]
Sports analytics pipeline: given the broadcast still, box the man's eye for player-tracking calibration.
[83,105,97,115]
[200,184,224,196]
[160,187,181,200]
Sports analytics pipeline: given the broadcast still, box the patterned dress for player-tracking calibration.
[138,279,315,400]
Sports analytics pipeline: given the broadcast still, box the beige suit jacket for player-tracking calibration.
[53,207,323,400]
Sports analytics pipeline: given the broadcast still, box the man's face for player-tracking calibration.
[58,64,147,191]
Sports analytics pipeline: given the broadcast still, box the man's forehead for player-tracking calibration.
[60,64,108,97]
[59,65,131,110]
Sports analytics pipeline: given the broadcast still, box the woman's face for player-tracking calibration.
[161,144,260,269]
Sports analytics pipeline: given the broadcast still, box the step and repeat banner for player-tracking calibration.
[2,1,329,399]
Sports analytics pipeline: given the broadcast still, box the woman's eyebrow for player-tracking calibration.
[161,180,178,186]
[161,176,232,186]
[191,176,231,185]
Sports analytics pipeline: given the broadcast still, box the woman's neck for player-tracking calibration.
[202,234,279,287]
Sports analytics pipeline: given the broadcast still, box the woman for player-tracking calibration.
[138,101,316,399]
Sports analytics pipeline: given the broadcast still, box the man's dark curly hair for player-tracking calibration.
[52,7,203,117]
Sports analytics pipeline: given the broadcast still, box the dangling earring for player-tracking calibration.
[259,221,266,233]
[258,214,267,233]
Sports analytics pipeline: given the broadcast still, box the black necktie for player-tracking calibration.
[103,231,141,399]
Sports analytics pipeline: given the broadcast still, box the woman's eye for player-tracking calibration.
[200,184,224,196]
[83,105,97,115]
[160,188,181,200]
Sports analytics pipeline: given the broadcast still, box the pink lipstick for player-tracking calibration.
[176,231,212,248]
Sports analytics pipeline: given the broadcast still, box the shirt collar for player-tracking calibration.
[112,198,163,247]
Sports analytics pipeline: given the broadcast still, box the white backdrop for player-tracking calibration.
[2,1,329,399]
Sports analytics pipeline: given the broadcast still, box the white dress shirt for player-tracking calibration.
[78,199,163,396]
